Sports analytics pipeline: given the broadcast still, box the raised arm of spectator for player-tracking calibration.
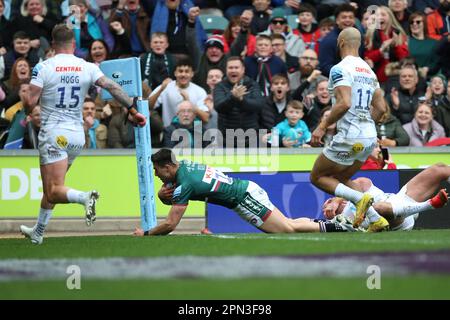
[186,7,201,70]
[228,11,253,57]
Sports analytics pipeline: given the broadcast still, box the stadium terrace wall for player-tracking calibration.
[0,148,449,218]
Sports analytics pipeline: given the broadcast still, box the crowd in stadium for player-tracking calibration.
[0,0,449,150]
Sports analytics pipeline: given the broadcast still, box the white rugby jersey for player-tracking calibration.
[328,55,380,140]
[30,53,104,128]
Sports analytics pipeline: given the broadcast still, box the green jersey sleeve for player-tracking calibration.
[172,183,193,205]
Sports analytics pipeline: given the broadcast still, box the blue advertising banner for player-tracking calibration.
[207,171,399,233]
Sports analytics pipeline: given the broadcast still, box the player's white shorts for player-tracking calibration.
[386,185,419,231]
[323,136,377,166]
[38,126,85,165]
[233,181,275,227]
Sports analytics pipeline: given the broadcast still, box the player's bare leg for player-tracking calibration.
[311,155,384,229]
[404,163,450,202]
[259,208,352,233]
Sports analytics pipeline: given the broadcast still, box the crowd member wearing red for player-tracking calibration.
[364,6,409,84]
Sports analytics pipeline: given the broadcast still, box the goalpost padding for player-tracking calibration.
[100,58,156,231]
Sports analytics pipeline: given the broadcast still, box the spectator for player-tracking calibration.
[107,101,136,148]
[86,39,111,65]
[270,34,299,87]
[364,6,409,84]
[213,56,266,147]
[435,32,450,79]
[318,3,361,77]
[318,17,334,39]
[0,0,11,54]
[244,34,287,96]
[204,67,224,130]
[426,0,450,40]
[403,101,446,146]
[291,49,326,98]
[2,31,40,81]
[293,3,321,54]
[271,100,311,148]
[149,59,209,127]
[434,78,450,136]
[389,0,410,33]
[426,74,450,135]
[387,64,425,124]
[8,0,57,58]
[189,10,250,91]
[412,0,440,13]
[302,78,331,131]
[376,105,410,147]
[22,104,40,149]
[82,98,108,149]
[1,57,31,113]
[4,81,29,122]
[222,15,256,57]
[68,0,114,59]
[162,100,205,148]
[151,0,207,59]
[261,7,306,57]
[217,0,252,20]
[360,143,397,170]
[248,0,271,35]
[407,12,440,78]
[109,0,151,57]
[260,74,291,130]
[140,32,175,90]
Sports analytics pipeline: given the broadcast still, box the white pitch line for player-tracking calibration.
[210,234,450,246]
[1,252,449,282]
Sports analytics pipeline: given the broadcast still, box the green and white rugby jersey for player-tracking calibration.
[172,160,249,208]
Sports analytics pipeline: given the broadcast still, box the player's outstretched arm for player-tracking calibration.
[24,84,42,115]
[370,88,387,123]
[95,76,147,126]
[134,204,188,236]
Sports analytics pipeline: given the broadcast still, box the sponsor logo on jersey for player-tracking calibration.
[355,67,371,74]
[55,66,82,72]
[331,67,343,84]
[56,135,68,148]
[336,151,350,160]
[352,142,364,154]
[202,166,214,184]
[32,64,43,79]
[173,185,182,199]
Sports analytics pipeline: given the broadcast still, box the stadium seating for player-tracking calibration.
[199,14,229,35]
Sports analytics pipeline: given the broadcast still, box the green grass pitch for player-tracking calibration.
[1,230,450,299]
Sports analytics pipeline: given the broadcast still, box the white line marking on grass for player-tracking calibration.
[210,234,450,246]
[1,252,449,281]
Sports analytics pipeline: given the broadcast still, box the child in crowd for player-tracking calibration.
[272,100,311,148]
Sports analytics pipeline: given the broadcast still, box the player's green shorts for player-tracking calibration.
[233,181,274,227]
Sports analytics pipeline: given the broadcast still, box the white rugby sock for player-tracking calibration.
[335,183,364,203]
[392,201,433,219]
[67,189,89,204]
[34,208,53,237]
[37,208,53,225]
[366,206,382,223]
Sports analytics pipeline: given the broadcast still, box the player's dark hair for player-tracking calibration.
[52,24,75,47]
[151,149,177,166]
